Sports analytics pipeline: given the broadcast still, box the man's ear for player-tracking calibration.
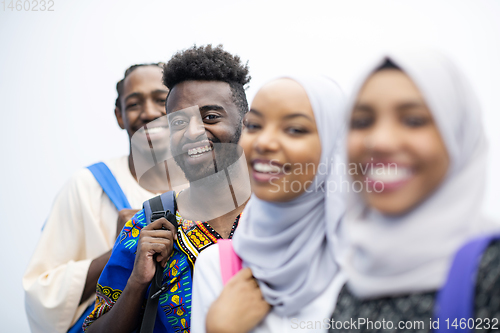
[115,106,125,129]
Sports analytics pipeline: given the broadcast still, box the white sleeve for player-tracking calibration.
[191,244,224,333]
[22,169,110,333]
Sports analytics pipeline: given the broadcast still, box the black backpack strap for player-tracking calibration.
[143,191,178,228]
[149,195,166,220]
[139,191,177,333]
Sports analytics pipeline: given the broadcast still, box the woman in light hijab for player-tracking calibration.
[190,76,347,333]
[330,50,500,332]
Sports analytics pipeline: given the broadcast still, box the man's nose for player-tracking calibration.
[141,99,163,121]
[184,116,206,141]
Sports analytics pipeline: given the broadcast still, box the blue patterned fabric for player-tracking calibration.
[83,208,241,332]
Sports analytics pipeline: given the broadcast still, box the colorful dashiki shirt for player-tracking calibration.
[83,208,240,333]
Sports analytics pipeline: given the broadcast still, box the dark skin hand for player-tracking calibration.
[86,217,177,333]
[206,268,271,333]
[79,209,140,305]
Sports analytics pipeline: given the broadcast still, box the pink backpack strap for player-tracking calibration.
[218,239,243,286]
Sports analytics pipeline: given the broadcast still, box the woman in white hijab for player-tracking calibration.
[331,50,500,332]
[190,76,347,333]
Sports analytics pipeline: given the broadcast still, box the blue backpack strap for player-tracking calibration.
[434,234,500,332]
[87,162,131,211]
[67,162,132,333]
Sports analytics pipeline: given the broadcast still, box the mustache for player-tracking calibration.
[177,137,221,148]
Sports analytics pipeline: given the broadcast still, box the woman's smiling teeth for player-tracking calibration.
[188,145,212,158]
[253,162,283,174]
[367,165,413,183]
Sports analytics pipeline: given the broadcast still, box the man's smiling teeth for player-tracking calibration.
[253,162,282,174]
[368,166,413,183]
[188,145,212,157]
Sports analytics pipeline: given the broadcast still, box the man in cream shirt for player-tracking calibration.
[23,63,184,333]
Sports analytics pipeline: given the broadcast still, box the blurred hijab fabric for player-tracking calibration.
[336,49,500,299]
[233,75,347,316]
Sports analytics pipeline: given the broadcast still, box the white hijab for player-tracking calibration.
[336,49,499,299]
[232,75,346,316]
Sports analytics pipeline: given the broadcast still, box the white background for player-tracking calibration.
[1,0,499,331]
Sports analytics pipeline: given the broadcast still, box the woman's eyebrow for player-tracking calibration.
[397,101,427,112]
[353,104,374,113]
[282,113,314,121]
[248,108,263,116]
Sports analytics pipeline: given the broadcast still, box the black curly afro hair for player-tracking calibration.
[162,44,251,118]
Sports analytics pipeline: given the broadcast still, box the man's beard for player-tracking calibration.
[172,131,242,183]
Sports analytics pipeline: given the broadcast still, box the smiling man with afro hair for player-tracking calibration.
[82,45,252,333]
[163,44,251,119]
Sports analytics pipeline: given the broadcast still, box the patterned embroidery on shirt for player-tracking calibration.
[159,254,192,333]
[186,228,212,248]
[82,284,122,331]
[118,210,147,249]
[178,212,241,264]
[84,208,241,333]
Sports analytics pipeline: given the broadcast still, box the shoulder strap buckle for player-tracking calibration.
[150,210,170,222]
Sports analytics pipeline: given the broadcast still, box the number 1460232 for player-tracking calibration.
[2,0,54,11]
